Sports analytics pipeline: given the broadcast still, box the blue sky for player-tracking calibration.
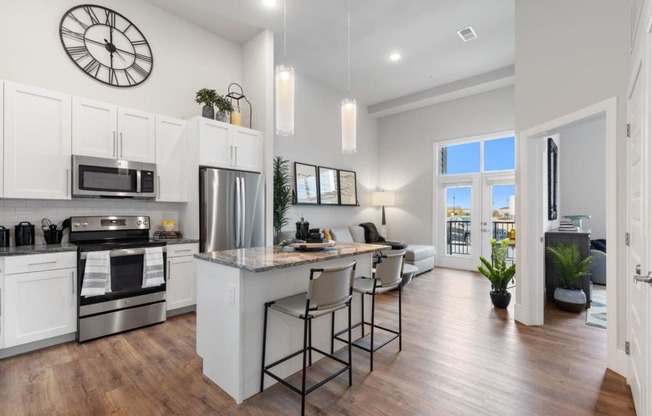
[444,137,515,210]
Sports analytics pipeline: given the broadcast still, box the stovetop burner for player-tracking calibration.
[69,215,167,250]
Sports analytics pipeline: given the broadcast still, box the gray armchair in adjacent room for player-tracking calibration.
[590,249,606,285]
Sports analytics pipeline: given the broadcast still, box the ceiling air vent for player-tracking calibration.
[457,27,477,42]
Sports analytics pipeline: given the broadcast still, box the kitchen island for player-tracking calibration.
[194,243,384,404]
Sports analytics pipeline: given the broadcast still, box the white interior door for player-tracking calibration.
[627,57,650,416]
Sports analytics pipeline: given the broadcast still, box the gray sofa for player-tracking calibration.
[329,226,436,275]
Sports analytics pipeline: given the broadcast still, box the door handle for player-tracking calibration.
[482,228,489,232]
[633,271,652,284]
[66,169,70,196]
[235,176,242,248]
[167,260,171,280]
[119,132,124,158]
[157,176,161,199]
[240,177,246,246]
[235,147,238,167]
[71,271,75,294]
[112,131,116,158]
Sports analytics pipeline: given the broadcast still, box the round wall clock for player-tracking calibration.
[59,4,153,87]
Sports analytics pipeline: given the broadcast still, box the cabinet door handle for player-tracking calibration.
[71,271,75,294]
[235,147,238,167]
[29,261,57,266]
[157,176,161,199]
[112,131,116,157]
[175,249,192,253]
[119,133,124,158]
[66,169,70,196]
[230,146,234,166]
[167,260,171,280]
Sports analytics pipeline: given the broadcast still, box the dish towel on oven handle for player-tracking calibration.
[142,247,165,288]
[81,251,112,297]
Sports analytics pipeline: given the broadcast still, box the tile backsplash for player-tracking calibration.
[0,198,182,246]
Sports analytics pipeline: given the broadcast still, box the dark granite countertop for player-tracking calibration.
[0,243,79,257]
[158,238,200,245]
[194,243,384,273]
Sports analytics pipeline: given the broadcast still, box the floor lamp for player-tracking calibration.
[372,191,395,235]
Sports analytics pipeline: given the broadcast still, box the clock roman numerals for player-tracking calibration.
[83,58,102,77]
[66,46,90,61]
[60,5,152,87]
[83,6,101,25]
[61,27,85,42]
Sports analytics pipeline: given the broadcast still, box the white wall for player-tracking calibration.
[559,116,606,238]
[514,0,628,361]
[376,86,515,244]
[0,0,243,120]
[274,74,378,232]
[0,0,269,244]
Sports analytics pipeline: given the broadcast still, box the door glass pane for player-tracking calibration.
[484,136,515,171]
[445,186,472,255]
[491,184,515,260]
[439,142,481,175]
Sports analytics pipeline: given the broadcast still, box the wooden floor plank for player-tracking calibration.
[0,267,636,415]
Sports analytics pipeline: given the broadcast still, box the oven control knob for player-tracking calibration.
[137,220,142,225]
[81,222,88,227]
[73,222,80,227]
[143,220,149,226]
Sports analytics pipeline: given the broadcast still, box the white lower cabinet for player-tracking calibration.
[3,252,77,348]
[166,244,199,311]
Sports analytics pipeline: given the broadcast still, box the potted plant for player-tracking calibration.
[273,156,292,244]
[195,88,218,119]
[478,238,516,308]
[214,94,234,123]
[546,243,591,312]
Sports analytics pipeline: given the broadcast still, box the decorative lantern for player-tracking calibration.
[226,83,252,128]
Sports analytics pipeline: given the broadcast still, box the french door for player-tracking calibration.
[436,173,515,270]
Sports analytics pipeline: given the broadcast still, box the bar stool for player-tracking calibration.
[260,261,356,416]
[334,250,404,371]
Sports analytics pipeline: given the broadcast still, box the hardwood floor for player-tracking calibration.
[0,268,636,415]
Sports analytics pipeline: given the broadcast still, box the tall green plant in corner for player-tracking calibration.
[273,156,292,242]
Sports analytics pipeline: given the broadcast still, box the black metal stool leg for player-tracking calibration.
[399,285,403,351]
[301,316,309,416]
[348,301,352,386]
[370,293,376,372]
[260,303,269,393]
[308,319,313,366]
[360,292,365,338]
[331,311,335,354]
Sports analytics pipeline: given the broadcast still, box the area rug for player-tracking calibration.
[586,284,607,329]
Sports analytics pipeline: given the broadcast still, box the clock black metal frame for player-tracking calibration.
[59,4,153,87]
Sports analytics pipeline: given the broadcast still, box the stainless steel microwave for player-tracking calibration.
[72,155,157,199]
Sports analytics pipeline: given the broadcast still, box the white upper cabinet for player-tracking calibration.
[231,126,263,173]
[190,117,263,173]
[72,97,118,159]
[197,118,231,168]
[118,107,156,163]
[72,99,155,163]
[4,82,72,200]
[155,115,187,202]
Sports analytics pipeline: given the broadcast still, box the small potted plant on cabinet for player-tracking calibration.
[214,94,234,123]
[195,88,218,119]
[546,243,591,312]
[478,238,516,309]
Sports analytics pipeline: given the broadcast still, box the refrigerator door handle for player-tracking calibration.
[240,177,246,247]
[235,176,241,248]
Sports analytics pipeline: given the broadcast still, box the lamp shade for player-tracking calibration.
[275,64,295,136]
[371,191,395,207]
[341,97,357,153]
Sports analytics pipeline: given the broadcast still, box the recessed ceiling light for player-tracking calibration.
[457,26,477,42]
[389,52,401,62]
[263,0,277,7]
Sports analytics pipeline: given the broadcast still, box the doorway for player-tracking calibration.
[434,133,515,270]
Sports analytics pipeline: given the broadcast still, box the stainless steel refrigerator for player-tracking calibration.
[199,168,265,252]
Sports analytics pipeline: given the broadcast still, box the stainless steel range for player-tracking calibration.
[69,215,167,342]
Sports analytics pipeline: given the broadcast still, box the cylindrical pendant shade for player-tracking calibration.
[275,64,295,136]
[341,97,357,154]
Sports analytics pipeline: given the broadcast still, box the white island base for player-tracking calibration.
[195,244,380,404]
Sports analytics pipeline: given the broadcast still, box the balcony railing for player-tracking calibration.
[446,220,515,257]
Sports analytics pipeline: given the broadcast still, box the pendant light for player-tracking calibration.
[275,0,295,136]
[341,0,356,154]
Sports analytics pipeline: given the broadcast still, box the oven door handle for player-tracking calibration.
[80,247,167,260]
